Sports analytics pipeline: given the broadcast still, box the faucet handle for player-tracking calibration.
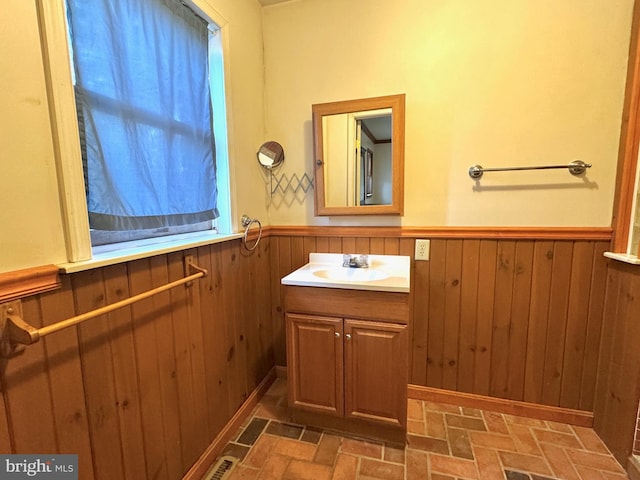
[342,254,369,268]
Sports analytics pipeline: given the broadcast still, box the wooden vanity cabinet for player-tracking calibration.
[344,319,407,427]
[286,313,344,416]
[284,286,409,442]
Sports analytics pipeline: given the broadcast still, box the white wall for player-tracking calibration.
[0,0,267,273]
[1,0,635,273]
[262,0,634,227]
[0,1,67,272]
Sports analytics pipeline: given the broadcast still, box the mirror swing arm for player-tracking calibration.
[312,94,405,216]
[257,141,314,196]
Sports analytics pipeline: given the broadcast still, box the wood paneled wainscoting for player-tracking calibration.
[0,238,273,480]
[3,227,629,478]
[269,227,612,416]
[593,260,640,464]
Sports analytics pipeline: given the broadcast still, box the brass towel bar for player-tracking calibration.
[0,255,207,358]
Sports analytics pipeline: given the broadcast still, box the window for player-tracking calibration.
[609,8,640,263]
[64,0,229,247]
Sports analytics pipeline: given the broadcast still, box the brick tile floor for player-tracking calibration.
[213,378,627,480]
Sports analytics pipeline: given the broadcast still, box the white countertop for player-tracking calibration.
[281,253,411,293]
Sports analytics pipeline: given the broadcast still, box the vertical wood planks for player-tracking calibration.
[541,242,574,406]
[442,240,462,391]
[2,296,58,454]
[197,244,232,439]
[474,240,497,396]
[274,237,292,365]
[0,237,275,479]
[128,257,170,480]
[490,241,516,399]
[290,237,305,270]
[102,263,147,480]
[342,237,356,253]
[355,237,370,253]
[595,264,628,442]
[167,252,203,469]
[73,268,126,479]
[184,249,211,458]
[266,235,611,412]
[302,236,317,261]
[254,238,275,382]
[237,242,255,397]
[411,250,430,385]
[384,237,400,255]
[0,388,11,453]
[38,276,94,478]
[370,237,385,254]
[458,240,480,394]
[593,262,640,463]
[560,242,595,408]
[0,233,618,479]
[315,236,329,253]
[399,238,416,385]
[220,241,246,412]
[524,241,554,404]
[148,254,184,478]
[506,241,533,401]
[269,236,283,367]
[579,242,608,411]
[241,239,262,391]
[328,237,342,253]
[426,240,446,389]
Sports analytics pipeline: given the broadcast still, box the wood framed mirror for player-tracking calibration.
[312,94,405,216]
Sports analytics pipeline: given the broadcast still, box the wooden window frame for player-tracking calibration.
[37,0,234,266]
[613,0,640,255]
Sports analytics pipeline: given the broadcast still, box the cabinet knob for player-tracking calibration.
[335,332,340,338]
[345,334,352,340]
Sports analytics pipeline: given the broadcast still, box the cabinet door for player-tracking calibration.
[344,319,407,427]
[286,313,344,416]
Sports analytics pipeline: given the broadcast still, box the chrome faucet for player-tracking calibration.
[342,254,369,268]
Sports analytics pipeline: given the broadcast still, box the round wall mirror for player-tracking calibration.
[257,141,285,169]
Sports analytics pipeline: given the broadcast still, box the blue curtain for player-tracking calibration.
[67,0,218,231]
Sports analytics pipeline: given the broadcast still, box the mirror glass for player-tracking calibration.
[257,141,285,169]
[313,94,405,215]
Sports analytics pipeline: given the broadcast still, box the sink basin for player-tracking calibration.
[312,268,389,282]
[281,253,410,293]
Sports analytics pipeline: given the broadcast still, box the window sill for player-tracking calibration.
[603,252,640,265]
[58,231,243,273]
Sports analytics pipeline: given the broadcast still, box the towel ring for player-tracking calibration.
[241,214,262,251]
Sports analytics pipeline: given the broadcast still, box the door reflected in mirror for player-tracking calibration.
[313,94,405,216]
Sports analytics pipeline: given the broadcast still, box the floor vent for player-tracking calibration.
[203,456,238,480]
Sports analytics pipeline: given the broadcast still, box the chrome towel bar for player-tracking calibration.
[468,160,592,179]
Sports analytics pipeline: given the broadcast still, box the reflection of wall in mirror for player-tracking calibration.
[374,142,392,204]
[323,113,351,207]
[360,126,392,206]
